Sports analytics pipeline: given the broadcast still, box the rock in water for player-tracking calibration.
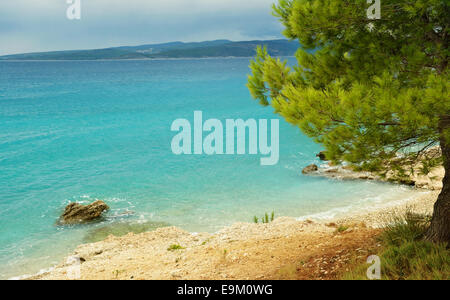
[60,201,109,224]
[302,164,319,174]
[316,151,328,161]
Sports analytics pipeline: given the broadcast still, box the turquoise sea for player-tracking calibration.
[0,58,425,279]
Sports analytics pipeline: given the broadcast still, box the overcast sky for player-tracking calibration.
[0,0,283,55]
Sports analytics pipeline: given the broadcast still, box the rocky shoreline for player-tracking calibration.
[27,191,438,280]
[27,190,441,280]
[302,147,444,191]
[302,163,444,191]
[24,153,444,280]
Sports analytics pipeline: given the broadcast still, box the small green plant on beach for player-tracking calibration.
[381,211,431,246]
[221,249,229,262]
[253,212,275,224]
[343,212,450,280]
[201,238,212,246]
[336,225,349,234]
[167,244,185,251]
[112,269,125,279]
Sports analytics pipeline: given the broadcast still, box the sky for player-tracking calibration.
[0,0,283,55]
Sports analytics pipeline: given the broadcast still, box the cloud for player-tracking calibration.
[0,0,283,55]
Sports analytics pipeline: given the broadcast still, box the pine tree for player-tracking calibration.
[248,0,449,243]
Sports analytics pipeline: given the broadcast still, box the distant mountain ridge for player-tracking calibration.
[0,39,300,61]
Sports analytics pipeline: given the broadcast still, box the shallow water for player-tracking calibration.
[0,58,426,279]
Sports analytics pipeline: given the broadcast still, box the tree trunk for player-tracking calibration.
[426,116,450,244]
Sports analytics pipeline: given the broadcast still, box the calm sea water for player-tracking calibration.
[0,58,425,279]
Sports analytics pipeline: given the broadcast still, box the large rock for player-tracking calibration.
[60,200,109,225]
[302,164,319,174]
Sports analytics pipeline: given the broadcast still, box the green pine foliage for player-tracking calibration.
[248,0,449,176]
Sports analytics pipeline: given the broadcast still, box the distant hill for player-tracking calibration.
[0,39,300,61]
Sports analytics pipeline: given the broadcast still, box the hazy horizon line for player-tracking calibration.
[1,37,288,57]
